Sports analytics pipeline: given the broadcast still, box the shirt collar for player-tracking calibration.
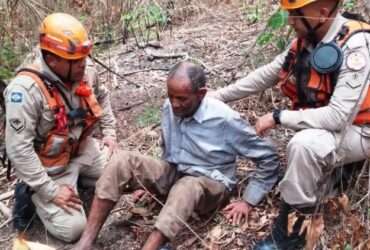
[173,97,208,124]
[192,97,208,124]
[321,14,348,43]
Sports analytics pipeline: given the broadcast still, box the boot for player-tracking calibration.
[253,202,306,250]
[13,182,35,231]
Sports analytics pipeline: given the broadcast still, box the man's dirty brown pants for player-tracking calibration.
[96,150,230,239]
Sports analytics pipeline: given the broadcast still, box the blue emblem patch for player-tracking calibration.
[10,92,23,103]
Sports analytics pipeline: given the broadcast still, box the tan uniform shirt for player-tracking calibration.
[5,52,116,202]
[211,14,370,132]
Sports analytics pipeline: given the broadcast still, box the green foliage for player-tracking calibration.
[136,106,160,128]
[344,244,352,250]
[122,3,168,44]
[267,9,288,30]
[343,0,355,11]
[0,41,20,79]
[257,9,290,50]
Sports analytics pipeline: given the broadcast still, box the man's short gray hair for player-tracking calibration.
[168,61,206,92]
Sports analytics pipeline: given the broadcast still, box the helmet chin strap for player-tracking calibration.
[53,61,74,84]
[66,61,73,83]
[296,1,340,45]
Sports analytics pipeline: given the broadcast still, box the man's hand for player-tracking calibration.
[52,185,82,214]
[223,200,251,225]
[102,136,118,155]
[255,112,275,136]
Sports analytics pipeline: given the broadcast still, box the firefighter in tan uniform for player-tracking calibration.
[210,0,370,249]
[5,13,117,242]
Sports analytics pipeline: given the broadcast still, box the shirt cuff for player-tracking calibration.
[279,110,302,129]
[242,182,267,206]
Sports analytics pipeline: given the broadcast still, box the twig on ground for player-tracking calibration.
[121,68,169,76]
[145,49,188,61]
[0,201,11,218]
[0,217,13,229]
[0,168,7,176]
[0,235,12,243]
[90,55,140,88]
[270,89,277,109]
[353,193,369,208]
[114,100,147,112]
[352,160,368,195]
[0,190,14,201]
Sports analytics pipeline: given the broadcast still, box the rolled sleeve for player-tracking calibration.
[211,50,287,103]
[226,115,280,205]
[242,181,269,206]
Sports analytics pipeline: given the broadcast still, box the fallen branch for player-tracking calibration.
[114,100,147,112]
[0,201,11,218]
[121,68,169,76]
[90,55,140,88]
[145,49,188,61]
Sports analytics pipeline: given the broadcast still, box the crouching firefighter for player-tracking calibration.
[209,0,370,249]
[253,1,370,249]
[5,13,117,242]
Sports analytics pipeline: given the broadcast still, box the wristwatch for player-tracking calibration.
[272,109,281,125]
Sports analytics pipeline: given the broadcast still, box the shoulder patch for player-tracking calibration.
[10,92,23,103]
[346,51,367,71]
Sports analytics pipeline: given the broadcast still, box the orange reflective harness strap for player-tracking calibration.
[279,20,370,125]
[15,68,102,175]
[16,69,71,175]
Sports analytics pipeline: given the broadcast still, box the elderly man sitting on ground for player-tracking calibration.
[74,61,280,250]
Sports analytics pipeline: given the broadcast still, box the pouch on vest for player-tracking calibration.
[310,41,343,74]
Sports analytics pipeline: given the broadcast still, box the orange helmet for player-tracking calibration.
[281,0,340,10]
[39,13,92,60]
[280,0,317,10]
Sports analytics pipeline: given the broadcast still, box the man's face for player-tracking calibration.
[167,76,205,118]
[287,4,321,39]
[46,53,86,83]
